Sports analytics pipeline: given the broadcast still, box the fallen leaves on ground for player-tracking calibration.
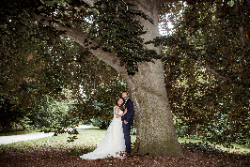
[0,148,249,167]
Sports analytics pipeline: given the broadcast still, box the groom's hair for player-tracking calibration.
[122,91,128,94]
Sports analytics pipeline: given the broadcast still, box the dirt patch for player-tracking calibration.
[0,148,249,167]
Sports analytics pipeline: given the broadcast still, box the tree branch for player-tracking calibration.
[197,61,231,84]
[32,14,127,76]
[235,0,246,49]
[80,0,96,7]
[204,64,230,81]
[157,0,215,6]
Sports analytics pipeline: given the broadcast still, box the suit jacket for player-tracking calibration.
[121,98,134,124]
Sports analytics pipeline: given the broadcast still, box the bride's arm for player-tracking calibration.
[115,107,126,118]
[123,108,127,115]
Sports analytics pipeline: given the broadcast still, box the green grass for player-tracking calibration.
[178,137,250,154]
[0,126,136,155]
[0,129,43,136]
[0,126,249,155]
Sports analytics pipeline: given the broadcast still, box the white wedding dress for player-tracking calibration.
[80,106,125,160]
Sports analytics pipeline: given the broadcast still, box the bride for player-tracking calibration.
[80,97,127,160]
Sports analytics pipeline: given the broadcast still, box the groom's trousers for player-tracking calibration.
[122,122,131,153]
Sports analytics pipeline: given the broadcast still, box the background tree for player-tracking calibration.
[158,1,250,147]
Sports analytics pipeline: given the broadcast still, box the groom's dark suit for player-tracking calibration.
[121,98,134,153]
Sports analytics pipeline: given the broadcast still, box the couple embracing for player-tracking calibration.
[80,91,134,160]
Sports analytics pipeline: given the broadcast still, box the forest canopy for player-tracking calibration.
[0,0,250,148]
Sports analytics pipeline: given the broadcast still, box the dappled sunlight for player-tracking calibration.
[1,0,250,163]
[0,128,249,166]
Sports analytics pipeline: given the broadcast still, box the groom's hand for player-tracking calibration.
[124,120,128,124]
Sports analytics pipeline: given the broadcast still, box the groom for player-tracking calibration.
[121,91,134,155]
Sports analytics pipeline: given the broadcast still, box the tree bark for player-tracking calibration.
[81,0,96,6]
[126,60,181,156]
[122,0,181,156]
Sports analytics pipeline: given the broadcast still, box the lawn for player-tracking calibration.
[1,126,249,154]
[0,126,136,152]
[0,126,249,167]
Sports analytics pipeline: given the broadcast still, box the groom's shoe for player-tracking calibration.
[125,152,131,155]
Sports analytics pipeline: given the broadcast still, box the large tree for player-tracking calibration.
[1,0,182,156]
[163,1,250,146]
[2,0,249,156]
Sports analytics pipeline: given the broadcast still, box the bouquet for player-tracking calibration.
[116,151,126,159]
[121,106,126,111]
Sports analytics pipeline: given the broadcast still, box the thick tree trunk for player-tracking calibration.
[121,0,182,156]
[124,60,182,156]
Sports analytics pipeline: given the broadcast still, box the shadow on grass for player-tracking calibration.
[181,142,250,162]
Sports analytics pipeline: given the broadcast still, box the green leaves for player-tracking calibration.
[227,0,235,7]
[162,1,250,147]
[45,1,56,6]
[86,0,162,74]
[44,0,71,7]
